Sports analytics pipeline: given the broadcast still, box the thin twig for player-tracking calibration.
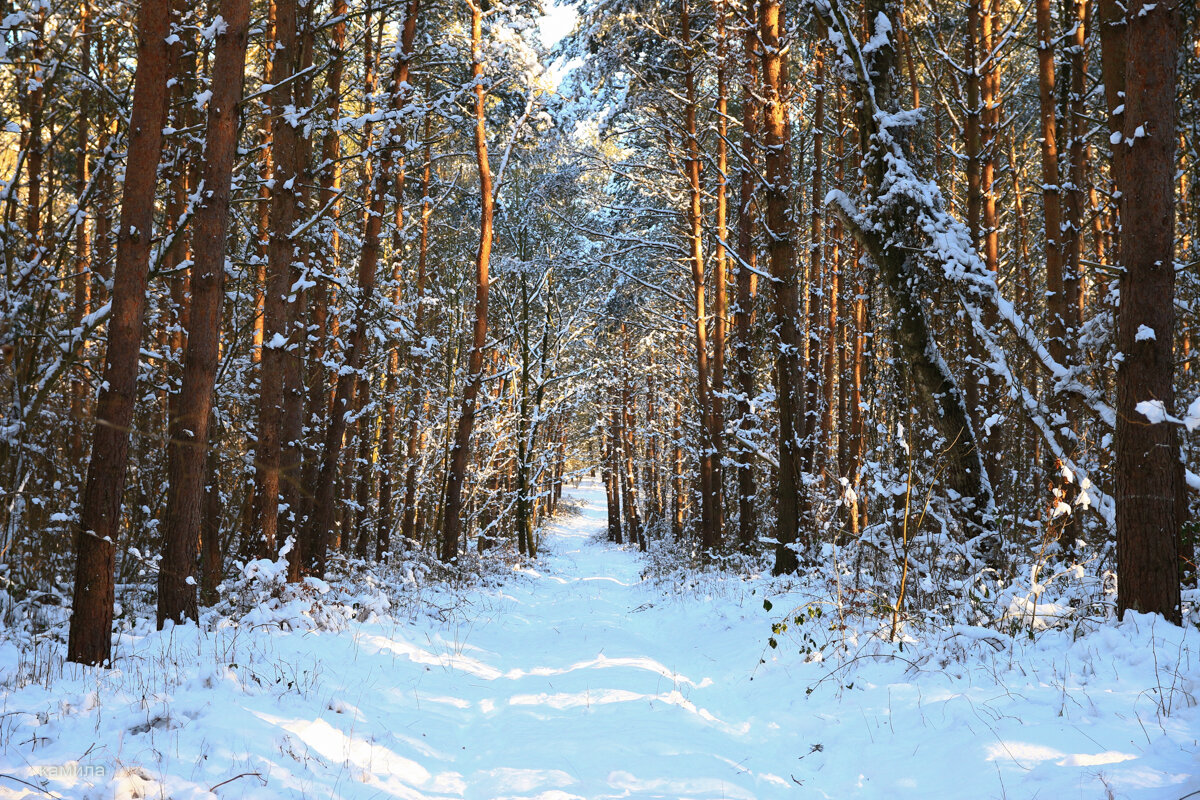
[208,772,266,792]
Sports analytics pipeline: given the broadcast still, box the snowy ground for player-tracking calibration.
[2,481,1199,799]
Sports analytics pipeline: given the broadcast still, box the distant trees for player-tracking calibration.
[567,0,1196,615]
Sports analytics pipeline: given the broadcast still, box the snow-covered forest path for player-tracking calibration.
[4,480,1199,799]
[318,478,801,799]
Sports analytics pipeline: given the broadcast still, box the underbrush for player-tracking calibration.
[0,535,534,696]
[634,496,1200,719]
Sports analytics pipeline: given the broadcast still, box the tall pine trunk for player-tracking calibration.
[68,0,172,666]
[400,128,434,549]
[158,0,252,627]
[734,0,759,549]
[761,0,808,573]
[680,0,720,553]
[710,0,730,545]
[1036,0,1068,364]
[441,0,493,562]
[1113,0,1183,623]
[310,0,421,576]
[254,0,304,566]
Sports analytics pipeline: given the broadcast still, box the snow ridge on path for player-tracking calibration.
[2,480,1199,799]
[356,485,772,798]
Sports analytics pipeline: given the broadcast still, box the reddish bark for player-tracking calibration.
[440,0,494,563]
[1035,0,1068,365]
[378,0,424,563]
[254,0,303,564]
[68,0,172,666]
[1113,0,1183,623]
[158,0,253,627]
[760,0,808,573]
[710,0,730,543]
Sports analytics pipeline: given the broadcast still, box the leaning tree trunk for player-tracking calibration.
[815,0,994,539]
[158,0,252,627]
[68,0,172,666]
[309,0,420,574]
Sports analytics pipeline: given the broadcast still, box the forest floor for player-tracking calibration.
[2,481,1199,799]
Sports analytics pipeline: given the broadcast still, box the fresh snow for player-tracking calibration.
[2,482,1198,799]
[1136,399,1174,425]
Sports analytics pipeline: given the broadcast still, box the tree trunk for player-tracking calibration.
[980,0,1001,486]
[353,372,376,559]
[680,0,719,553]
[298,0,348,552]
[254,0,304,565]
[400,127,434,549]
[440,0,493,563]
[711,0,730,544]
[68,0,172,666]
[811,37,830,466]
[1036,0,1068,365]
[1113,0,1183,623]
[158,0,252,627]
[377,0,423,563]
[672,378,685,539]
[734,1,759,550]
[22,9,45,261]
[820,0,994,538]
[761,0,808,573]
[820,53,839,471]
[309,0,419,575]
[1063,0,1088,327]
[964,0,983,432]
[834,87,850,482]
[621,326,644,550]
[646,372,662,522]
[515,277,534,555]
[604,420,622,542]
[70,0,93,454]
[200,418,224,606]
[609,388,625,543]
[849,240,867,536]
